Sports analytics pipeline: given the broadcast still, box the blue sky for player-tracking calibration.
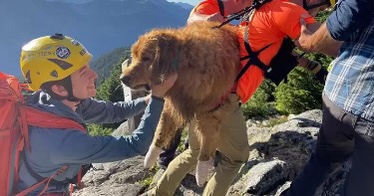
[167,0,199,5]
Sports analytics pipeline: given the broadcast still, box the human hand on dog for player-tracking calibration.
[295,16,314,53]
[187,12,225,24]
[151,73,178,98]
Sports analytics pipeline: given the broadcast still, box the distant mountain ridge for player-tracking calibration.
[0,0,191,76]
[173,2,194,10]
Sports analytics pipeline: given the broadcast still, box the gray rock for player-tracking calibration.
[73,156,155,196]
[229,159,292,195]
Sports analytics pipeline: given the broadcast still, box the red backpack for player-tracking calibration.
[0,72,86,196]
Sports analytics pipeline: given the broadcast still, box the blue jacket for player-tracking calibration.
[17,91,164,194]
[324,0,374,120]
[327,0,373,41]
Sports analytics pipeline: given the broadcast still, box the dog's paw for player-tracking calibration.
[195,158,214,187]
[144,146,163,168]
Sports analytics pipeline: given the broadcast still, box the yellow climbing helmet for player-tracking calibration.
[20,33,92,91]
[328,0,336,7]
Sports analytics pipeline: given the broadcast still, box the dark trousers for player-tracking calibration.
[158,128,183,167]
[286,95,374,196]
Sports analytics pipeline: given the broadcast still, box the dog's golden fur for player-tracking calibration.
[121,21,241,162]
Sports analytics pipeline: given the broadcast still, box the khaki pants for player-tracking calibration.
[148,94,249,196]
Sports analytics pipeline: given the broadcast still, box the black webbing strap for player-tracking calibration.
[236,24,273,81]
[215,0,272,29]
[217,0,225,17]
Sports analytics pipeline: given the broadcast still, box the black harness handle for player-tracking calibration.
[236,23,273,81]
[217,0,225,17]
[214,0,272,29]
[212,0,273,82]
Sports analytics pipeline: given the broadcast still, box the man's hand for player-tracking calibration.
[295,16,314,52]
[295,16,342,56]
[151,73,178,98]
[187,12,225,24]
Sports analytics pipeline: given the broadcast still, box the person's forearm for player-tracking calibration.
[293,51,307,66]
[120,96,165,156]
[58,97,165,163]
[305,22,342,57]
[306,22,321,33]
[294,51,321,73]
[298,57,321,74]
[294,51,328,84]
[78,97,147,124]
[306,22,332,51]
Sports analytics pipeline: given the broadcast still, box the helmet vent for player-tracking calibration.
[50,70,58,78]
[25,70,32,83]
[48,59,73,70]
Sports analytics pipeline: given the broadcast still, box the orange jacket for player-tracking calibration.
[188,0,225,24]
[191,0,221,15]
[188,0,316,103]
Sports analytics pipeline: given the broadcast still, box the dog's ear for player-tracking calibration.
[151,33,180,84]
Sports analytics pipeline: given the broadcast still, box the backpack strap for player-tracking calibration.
[236,23,273,81]
[15,106,86,195]
[217,0,225,17]
[23,106,86,132]
[15,166,69,196]
[69,164,92,193]
[215,0,272,28]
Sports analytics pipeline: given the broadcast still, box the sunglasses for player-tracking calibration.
[302,0,336,10]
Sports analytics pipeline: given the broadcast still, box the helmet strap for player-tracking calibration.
[42,76,84,104]
[63,76,84,103]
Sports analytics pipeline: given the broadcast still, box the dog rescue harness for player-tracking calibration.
[215,0,307,86]
[203,0,273,112]
[235,0,275,83]
[215,0,274,83]
[215,0,271,28]
[217,0,225,17]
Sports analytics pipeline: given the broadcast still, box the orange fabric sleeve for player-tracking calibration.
[270,1,316,40]
[193,0,220,15]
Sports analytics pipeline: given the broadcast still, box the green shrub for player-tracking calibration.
[242,80,276,119]
[87,124,114,136]
[275,67,324,114]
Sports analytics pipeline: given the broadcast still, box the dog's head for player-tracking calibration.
[120,30,181,91]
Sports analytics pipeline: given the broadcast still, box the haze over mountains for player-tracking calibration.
[0,0,192,76]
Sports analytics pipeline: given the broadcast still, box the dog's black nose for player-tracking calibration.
[120,75,131,85]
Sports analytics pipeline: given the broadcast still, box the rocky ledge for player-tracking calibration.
[73,109,350,196]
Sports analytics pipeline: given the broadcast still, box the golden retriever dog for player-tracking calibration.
[121,21,241,186]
